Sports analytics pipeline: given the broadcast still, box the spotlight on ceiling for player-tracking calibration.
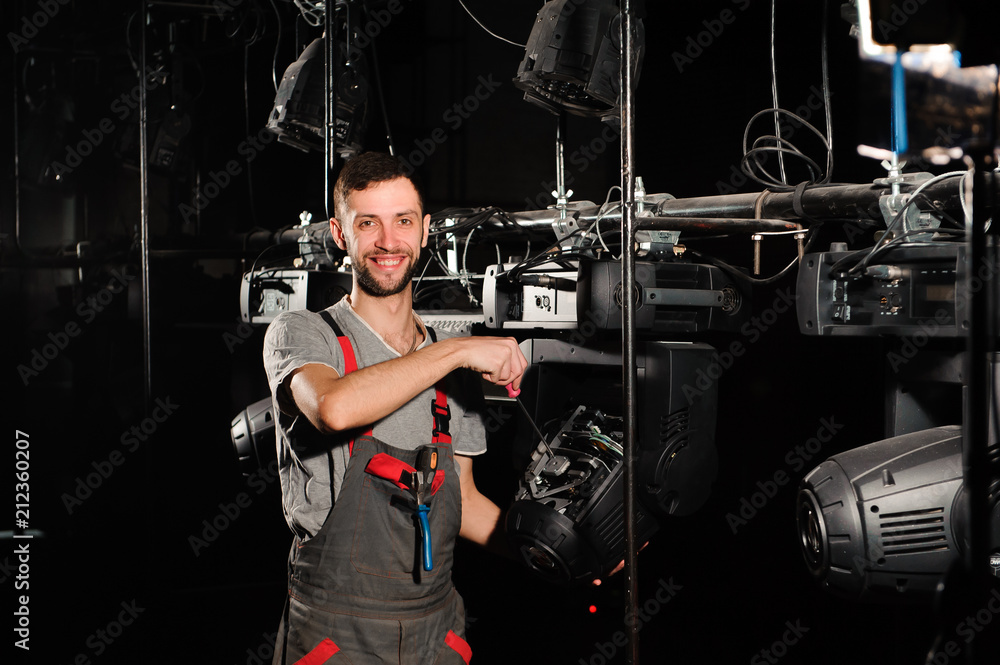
[266,35,368,157]
[513,0,644,120]
[796,425,1000,602]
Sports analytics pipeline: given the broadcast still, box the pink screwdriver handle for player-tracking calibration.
[506,384,520,398]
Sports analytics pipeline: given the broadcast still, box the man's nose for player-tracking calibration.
[375,224,401,249]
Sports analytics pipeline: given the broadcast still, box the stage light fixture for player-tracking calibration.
[513,0,644,120]
[505,340,720,585]
[796,426,1000,602]
[231,397,277,478]
[266,35,368,157]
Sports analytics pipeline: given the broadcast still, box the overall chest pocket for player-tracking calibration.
[350,467,453,580]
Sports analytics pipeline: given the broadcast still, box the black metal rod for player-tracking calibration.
[653,177,999,222]
[637,217,801,234]
[556,112,567,206]
[620,2,640,664]
[324,3,339,220]
[965,154,997,665]
[12,44,27,258]
[139,0,152,411]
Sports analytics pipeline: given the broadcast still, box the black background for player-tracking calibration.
[3,1,992,664]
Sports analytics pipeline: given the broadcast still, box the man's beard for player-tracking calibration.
[354,252,419,297]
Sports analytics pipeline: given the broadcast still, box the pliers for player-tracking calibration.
[412,445,438,572]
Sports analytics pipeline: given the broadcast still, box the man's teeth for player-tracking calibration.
[375,258,401,266]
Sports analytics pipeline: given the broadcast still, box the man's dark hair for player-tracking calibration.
[333,152,424,221]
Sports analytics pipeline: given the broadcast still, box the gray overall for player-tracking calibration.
[272,319,472,665]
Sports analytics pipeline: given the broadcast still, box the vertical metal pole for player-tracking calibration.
[325,3,339,220]
[139,0,152,411]
[965,152,996,665]
[13,42,23,256]
[620,2,640,664]
[555,112,567,217]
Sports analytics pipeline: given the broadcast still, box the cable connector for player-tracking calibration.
[518,274,576,290]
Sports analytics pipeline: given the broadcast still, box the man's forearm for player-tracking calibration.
[315,339,463,432]
[289,334,526,434]
[459,487,509,557]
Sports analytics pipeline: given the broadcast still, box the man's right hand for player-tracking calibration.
[446,336,528,393]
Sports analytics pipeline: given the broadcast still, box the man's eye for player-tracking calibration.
[399,219,413,225]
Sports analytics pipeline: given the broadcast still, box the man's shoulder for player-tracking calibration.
[266,308,322,338]
[264,301,352,349]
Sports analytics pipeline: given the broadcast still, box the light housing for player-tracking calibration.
[797,425,1000,601]
[266,36,368,157]
[513,0,644,120]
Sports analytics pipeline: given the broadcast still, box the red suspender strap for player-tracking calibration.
[431,381,451,445]
[427,327,452,447]
[319,310,372,456]
[337,336,358,374]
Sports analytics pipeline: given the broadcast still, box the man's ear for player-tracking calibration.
[421,213,431,248]
[330,217,347,250]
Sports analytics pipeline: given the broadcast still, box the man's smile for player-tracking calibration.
[370,254,407,269]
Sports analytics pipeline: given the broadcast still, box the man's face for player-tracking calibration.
[331,177,430,298]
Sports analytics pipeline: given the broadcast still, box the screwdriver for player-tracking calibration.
[506,383,556,458]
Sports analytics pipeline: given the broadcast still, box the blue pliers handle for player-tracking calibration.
[416,504,432,571]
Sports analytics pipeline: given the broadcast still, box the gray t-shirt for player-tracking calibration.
[262,297,487,540]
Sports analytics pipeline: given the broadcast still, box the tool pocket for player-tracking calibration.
[350,455,449,580]
[351,474,419,577]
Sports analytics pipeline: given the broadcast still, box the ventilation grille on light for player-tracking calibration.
[659,408,690,448]
[878,507,950,555]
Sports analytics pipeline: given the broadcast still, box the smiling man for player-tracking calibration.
[263,152,527,665]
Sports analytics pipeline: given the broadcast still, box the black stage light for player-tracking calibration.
[506,405,660,585]
[513,0,644,120]
[505,340,720,585]
[797,426,1000,601]
[266,36,368,157]
[231,397,276,478]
